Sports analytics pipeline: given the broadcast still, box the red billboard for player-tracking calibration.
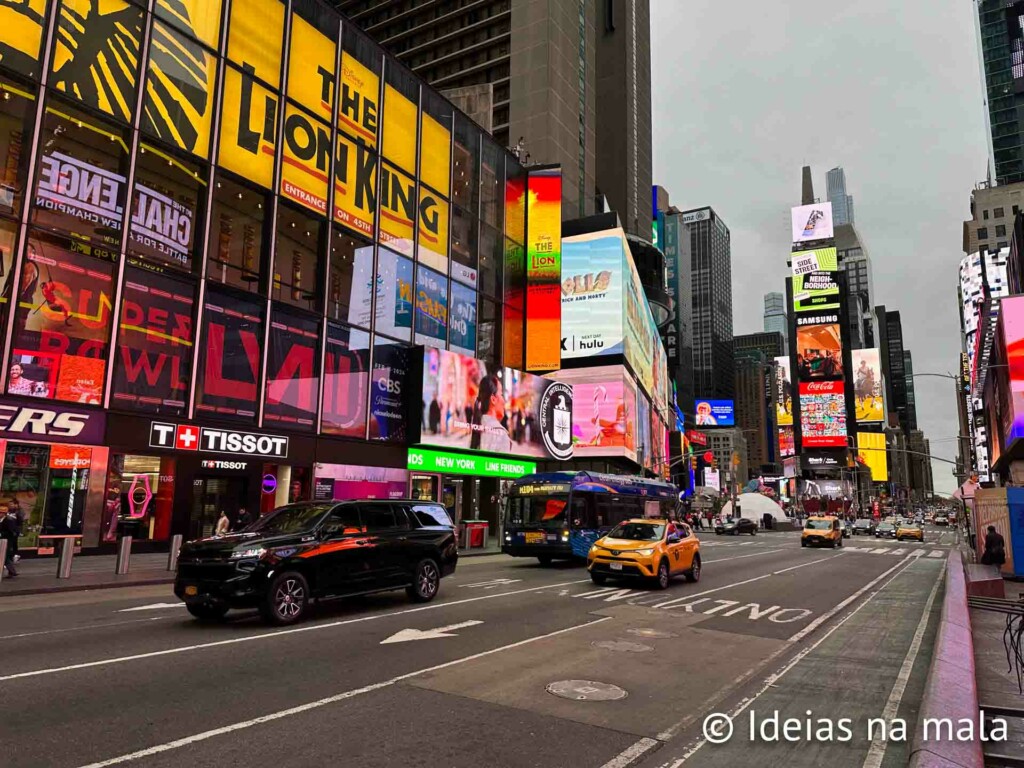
[524,168,561,371]
[799,380,848,448]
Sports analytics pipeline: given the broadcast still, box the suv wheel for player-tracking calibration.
[537,555,553,566]
[407,559,440,603]
[186,602,229,622]
[685,554,701,583]
[261,571,309,625]
[590,572,608,585]
[654,559,670,590]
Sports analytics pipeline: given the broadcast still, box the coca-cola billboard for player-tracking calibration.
[799,380,847,448]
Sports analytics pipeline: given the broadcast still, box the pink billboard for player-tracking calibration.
[549,365,638,461]
[314,463,409,501]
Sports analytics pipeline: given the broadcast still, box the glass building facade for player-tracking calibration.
[0,0,528,550]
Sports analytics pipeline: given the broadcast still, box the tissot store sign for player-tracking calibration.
[0,398,105,444]
[149,422,289,459]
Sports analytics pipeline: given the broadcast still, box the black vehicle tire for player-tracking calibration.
[407,558,441,603]
[654,559,671,590]
[837,537,843,548]
[685,554,701,583]
[801,539,807,547]
[751,528,757,536]
[537,555,553,567]
[590,572,608,586]
[829,540,837,549]
[715,531,722,536]
[186,602,229,622]
[260,571,309,626]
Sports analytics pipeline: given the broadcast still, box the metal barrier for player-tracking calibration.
[167,534,183,572]
[115,535,132,575]
[57,537,74,579]
[0,538,7,583]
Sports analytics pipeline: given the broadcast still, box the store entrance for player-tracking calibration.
[190,476,248,539]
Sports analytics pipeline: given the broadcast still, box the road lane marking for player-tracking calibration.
[457,578,522,589]
[0,578,591,683]
[773,554,838,574]
[0,617,166,641]
[117,603,185,613]
[860,565,944,768]
[380,620,484,644]
[76,616,613,768]
[928,550,943,558]
[600,737,661,768]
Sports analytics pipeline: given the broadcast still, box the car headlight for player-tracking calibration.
[231,547,266,559]
[633,548,655,556]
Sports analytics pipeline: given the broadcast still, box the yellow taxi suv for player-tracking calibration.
[587,519,700,589]
[801,516,844,548]
[896,522,925,542]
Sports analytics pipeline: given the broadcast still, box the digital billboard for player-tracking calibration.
[857,431,888,482]
[525,168,561,371]
[695,399,734,427]
[799,381,848,448]
[796,318,844,381]
[561,230,624,358]
[792,267,840,313]
[420,348,573,460]
[778,426,795,458]
[790,202,834,243]
[852,348,884,423]
[775,355,793,426]
[999,295,1024,446]
[551,366,637,461]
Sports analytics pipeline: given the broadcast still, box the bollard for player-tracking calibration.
[115,535,132,575]
[167,534,183,572]
[0,538,7,583]
[57,537,74,579]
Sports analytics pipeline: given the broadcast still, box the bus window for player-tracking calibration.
[506,494,569,527]
[543,499,567,520]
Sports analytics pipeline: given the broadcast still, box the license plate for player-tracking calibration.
[525,532,544,544]
[610,563,623,571]
[546,534,558,541]
[184,585,198,596]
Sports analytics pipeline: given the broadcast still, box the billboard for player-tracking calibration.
[857,431,888,482]
[852,348,884,423]
[778,426,795,458]
[561,230,624,358]
[792,251,840,313]
[420,348,573,460]
[796,320,844,381]
[525,168,561,371]
[703,468,721,491]
[791,202,834,243]
[799,381,848,448]
[999,296,1024,446]
[695,399,734,427]
[775,355,793,426]
[551,366,638,461]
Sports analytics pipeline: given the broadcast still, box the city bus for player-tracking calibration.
[502,471,681,563]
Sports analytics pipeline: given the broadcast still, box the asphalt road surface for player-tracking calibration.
[0,527,958,768]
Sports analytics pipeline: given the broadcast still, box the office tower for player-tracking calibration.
[837,224,874,349]
[335,0,653,235]
[908,430,934,502]
[734,332,784,471]
[801,165,815,205]
[826,167,855,226]
[763,293,788,353]
[684,207,734,399]
[974,1,1024,184]
[875,307,912,434]
[963,181,1024,255]
[904,350,918,432]
[708,429,749,488]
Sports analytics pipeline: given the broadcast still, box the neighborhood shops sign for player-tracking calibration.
[0,398,105,444]
[407,448,536,479]
[149,422,289,459]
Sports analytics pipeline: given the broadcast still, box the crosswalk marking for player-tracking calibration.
[843,546,947,558]
[927,550,944,558]
[871,548,889,554]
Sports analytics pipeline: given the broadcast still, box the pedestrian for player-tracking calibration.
[693,513,702,531]
[236,507,252,530]
[982,525,1006,567]
[1,506,19,577]
[215,510,231,536]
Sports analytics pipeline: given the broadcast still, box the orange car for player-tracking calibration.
[587,518,700,589]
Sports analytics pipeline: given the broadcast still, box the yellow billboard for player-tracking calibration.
[418,189,448,271]
[155,0,223,49]
[280,105,330,216]
[218,66,277,188]
[227,0,284,87]
[0,0,50,77]
[379,163,415,256]
[333,132,375,239]
[857,431,888,482]
[287,12,336,124]
[382,84,417,172]
[420,112,450,197]
[339,53,378,149]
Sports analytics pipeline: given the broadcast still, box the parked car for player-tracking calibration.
[174,500,458,625]
[715,517,757,536]
[875,522,897,539]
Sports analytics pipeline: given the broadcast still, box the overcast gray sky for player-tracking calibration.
[651,0,987,495]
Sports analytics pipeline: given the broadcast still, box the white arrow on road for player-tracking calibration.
[117,603,185,612]
[380,620,483,644]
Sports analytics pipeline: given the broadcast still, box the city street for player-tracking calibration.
[0,528,957,768]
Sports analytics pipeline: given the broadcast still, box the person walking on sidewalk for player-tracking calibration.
[982,525,1006,567]
[215,511,231,537]
[1,507,20,577]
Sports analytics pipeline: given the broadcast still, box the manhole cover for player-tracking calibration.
[592,640,653,653]
[627,628,678,639]
[546,680,628,701]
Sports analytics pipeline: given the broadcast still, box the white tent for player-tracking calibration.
[720,492,787,523]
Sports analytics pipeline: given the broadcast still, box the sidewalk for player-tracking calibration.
[971,599,1024,764]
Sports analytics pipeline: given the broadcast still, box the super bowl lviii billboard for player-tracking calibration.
[852,349,884,423]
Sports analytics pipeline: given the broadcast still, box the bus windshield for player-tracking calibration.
[506,495,569,528]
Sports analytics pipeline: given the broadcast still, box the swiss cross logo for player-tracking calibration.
[175,425,199,450]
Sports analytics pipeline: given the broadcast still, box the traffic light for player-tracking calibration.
[690,455,698,471]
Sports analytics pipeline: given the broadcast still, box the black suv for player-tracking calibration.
[174,500,458,625]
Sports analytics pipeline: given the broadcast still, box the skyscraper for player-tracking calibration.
[734,331,785,472]
[685,207,734,399]
[763,292,788,353]
[334,0,652,235]
[904,350,918,431]
[826,167,855,226]
[975,1,1024,184]
[837,224,874,349]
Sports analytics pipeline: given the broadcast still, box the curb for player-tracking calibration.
[0,575,174,597]
[908,551,984,768]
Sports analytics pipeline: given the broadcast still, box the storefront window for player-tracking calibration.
[369,335,410,443]
[451,205,478,281]
[103,453,175,543]
[49,0,144,124]
[321,321,369,437]
[414,265,447,349]
[480,139,504,231]
[0,79,36,218]
[111,266,195,416]
[129,143,205,273]
[374,246,413,341]
[31,97,130,248]
[194,287,264,423]
[328,227,370,325]
[264,307,319,431]
[478,297,500,369]
[479,223,502,299]
[141,20,218,160]
[452,114,479,213]
[207,174,268,292]
[450,281,477,357]
[273,204,323,311]
[9,229,115,404]
[0,1,52,80]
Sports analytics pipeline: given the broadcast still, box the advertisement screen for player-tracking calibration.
[369,337,410,442]
[0,0,50,79]
[703,468,721,491]
[775,355,793,426]
[111,268,195,416]
[314,463,408,501]
[420,347,573,460]
[333,133,376,239]
[778,426,795,458]
[194,289,263,422]
[695,399,734,427]
[1001,296,1024,445]
[414,266,448,348]
[264,310,319,430]
[321,323,369,438]
[857,431,888,482]
[561,230,623,359]
[852,348,884,423]
[799,381,848,448]
[637,395,652,468]
[9,232,115,405]
[379,164,415,256]
[791,247,838,277]
[792,270,840,313]
[525,168,561,371]
[552,366,637,461]
[624,238,662,398]
[796,320,844,381]
[790,202,834,243]
[449,282,477,356]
